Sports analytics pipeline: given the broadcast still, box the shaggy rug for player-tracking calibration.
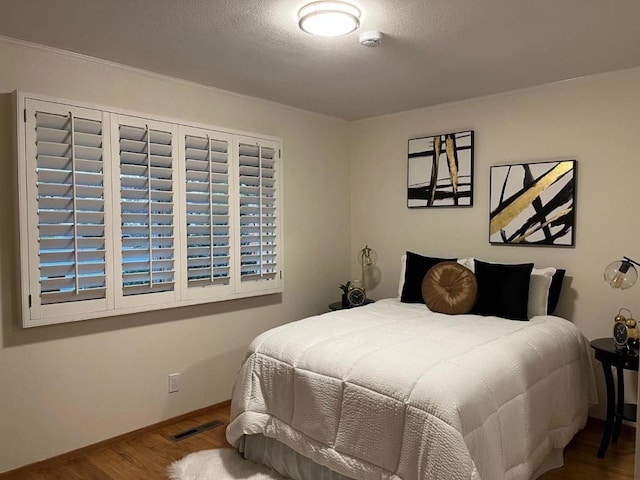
[168,448,287,480]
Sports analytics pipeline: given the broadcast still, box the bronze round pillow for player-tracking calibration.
[421,262,478,314]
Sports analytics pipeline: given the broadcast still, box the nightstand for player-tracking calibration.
[329,299,374,311]
[590,337,638,458]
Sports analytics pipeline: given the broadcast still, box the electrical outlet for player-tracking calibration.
[168,373,180,393]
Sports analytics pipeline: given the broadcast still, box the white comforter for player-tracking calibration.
[226,299,596,480]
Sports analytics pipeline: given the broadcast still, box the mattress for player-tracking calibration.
[226,298,596,480]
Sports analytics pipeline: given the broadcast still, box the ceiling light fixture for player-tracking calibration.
[298,1,361,37]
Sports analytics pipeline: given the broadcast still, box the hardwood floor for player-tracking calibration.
[538,419,635,480]
[2,405,634,480]
[1,404,233,480]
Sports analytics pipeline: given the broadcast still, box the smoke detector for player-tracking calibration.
[359,31,383,47]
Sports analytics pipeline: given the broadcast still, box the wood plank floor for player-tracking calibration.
[2,404,634,480]
[538,419,635,480]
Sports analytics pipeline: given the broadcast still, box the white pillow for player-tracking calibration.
[457,257,475,272]
[398,254,407,297]
[528,267,556,318]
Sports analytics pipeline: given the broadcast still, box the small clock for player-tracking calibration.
[613,308,639,350]
[347,286,367,307]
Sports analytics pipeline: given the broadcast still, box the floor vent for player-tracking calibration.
[171,419,223,441]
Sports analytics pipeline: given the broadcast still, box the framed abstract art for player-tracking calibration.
[489,160,576,246]
[407,130,474,208]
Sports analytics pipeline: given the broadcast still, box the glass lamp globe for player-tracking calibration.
[358,245,377,267]
[604,259,638,290]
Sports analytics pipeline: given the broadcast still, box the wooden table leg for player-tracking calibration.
[612,365,625,443]
[598,362,615,458]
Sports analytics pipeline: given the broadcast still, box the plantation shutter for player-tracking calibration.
[236,136,281,293]
[180,127,234,299]
[23,99,112,323]
[114,116,177,304]
[18,93,283,327]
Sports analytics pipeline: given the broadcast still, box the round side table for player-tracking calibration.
[329,299,374,311]
[590,337,638,458]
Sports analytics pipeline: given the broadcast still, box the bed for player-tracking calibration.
[226,255,596,480]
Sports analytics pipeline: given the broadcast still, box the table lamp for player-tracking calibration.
[358,245,377,289]
[604,257,640,290]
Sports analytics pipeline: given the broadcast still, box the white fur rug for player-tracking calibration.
[168,448,287,480]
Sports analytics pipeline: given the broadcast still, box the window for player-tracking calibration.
[16,93,282,327]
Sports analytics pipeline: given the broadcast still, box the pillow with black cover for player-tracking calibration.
[471,259,534,320]
[547,269,566,314]
[400,251,456,303]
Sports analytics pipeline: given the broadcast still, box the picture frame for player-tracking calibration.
[407,130,474,208]
[489,160,576,246]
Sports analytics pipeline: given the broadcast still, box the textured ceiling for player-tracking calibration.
[0,0,639,120]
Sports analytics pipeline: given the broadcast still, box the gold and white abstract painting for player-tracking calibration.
[489,160,576,246]
[407,130,474,208]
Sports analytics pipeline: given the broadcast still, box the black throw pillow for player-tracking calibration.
[471,260,534,320]
[401,251,456,303]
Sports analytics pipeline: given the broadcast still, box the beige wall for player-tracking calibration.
[350,68,640,338]
[349,68,640,417]
[0,39,351,473]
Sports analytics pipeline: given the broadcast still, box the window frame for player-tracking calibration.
[15,92,283,327]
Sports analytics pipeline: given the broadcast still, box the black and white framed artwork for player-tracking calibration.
[489,160,576,246]
[407,130,473,208]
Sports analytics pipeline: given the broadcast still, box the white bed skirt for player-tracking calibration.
[240,434,565,480]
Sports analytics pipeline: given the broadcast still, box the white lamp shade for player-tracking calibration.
[298,1,361,37]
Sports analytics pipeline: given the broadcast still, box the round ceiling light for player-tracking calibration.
[298,1,361,37]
